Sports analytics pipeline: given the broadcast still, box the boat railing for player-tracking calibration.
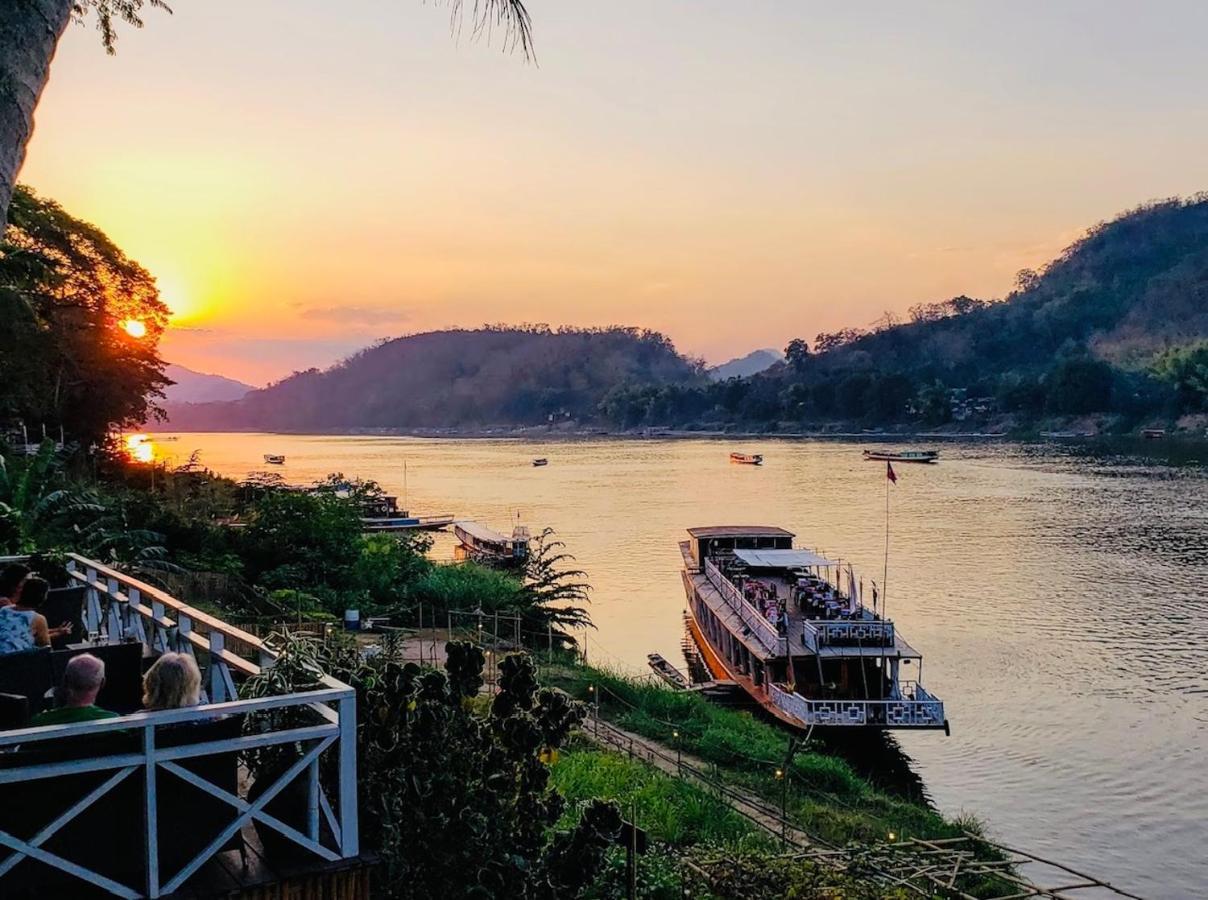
[803,618,895,648]
[702,558,782,653]
[0,553,360,898]
[768,681,944,728]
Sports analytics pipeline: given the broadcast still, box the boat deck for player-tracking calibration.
[681,542,920,660]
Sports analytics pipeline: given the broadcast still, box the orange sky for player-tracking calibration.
[19,1,1208,385]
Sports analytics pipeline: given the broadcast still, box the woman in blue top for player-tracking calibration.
[0,577,73,654]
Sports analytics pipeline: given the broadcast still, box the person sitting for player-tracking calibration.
[143,652,202,710]
[0,576,72,655]
[30,653,119,726]
[0,562,30,608]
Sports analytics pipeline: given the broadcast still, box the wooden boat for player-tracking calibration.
[454,520,531,568]
[729,452,763,465]
[263,454,285,465]
[1141,428,1166,440]
[532,458,549,467]
[680,526,947,732]
[646,653,689,690]
[862,449,938,464]
[361,513,455,533]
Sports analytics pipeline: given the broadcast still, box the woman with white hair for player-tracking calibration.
[142,652,202,710]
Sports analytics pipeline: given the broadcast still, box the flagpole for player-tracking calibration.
[882,462,892,696]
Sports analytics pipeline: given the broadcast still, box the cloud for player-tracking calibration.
[295,305,410,326]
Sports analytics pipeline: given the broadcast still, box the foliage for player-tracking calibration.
[0,186,171,442]
[1151,342,1208,412]
[551,750,764,850]
[679,846,915,900]
[167,326,698,430]
[543,664,968,848]
[241,636,620,899]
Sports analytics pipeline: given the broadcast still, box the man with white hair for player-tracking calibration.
[30,653,118,726]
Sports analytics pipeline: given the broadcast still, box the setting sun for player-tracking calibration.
[124,433,154,463]
[122,319,147,339]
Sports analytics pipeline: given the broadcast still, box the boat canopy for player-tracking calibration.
[733,548,837,569]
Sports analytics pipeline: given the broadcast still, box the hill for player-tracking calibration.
[708,348,782,381]
[163,364,255,404]
[600,195,1208,432]
[165,326,698,431]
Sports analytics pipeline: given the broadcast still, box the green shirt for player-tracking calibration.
[30,705,119,726]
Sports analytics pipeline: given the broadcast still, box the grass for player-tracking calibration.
[541,660,981,848]
[550,746,769,850]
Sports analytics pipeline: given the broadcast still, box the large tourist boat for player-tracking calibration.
[680,526,947,731]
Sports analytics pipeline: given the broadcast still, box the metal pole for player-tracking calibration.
[418,603,423,664]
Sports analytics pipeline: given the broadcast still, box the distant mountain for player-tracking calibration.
[708,348,782,381]
[165,327,698,431]
[163,364,255,404]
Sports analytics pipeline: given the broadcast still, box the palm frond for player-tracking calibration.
[446,0,533,60]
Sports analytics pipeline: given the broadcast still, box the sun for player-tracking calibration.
[125,434,154,463]
[122,319,148,339]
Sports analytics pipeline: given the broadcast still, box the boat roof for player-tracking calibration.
[455,520,510,543]
[687,525,795,539]
[733,548,837,569]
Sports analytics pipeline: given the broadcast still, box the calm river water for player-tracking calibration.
[151,433,1207,898]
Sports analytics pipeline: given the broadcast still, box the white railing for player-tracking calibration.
[804,618,895,648]
[768,682,945,728]
[702,558,782,653]
[0,554,359,898]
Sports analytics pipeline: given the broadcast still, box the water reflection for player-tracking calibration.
[149,432,1207,898]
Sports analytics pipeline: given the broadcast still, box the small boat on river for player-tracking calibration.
[862,449,938,464]
[532,458,549,467]
[646,653,689,690]
[729,452,763,465]
[681,525,947,732]
[263,454,285,465]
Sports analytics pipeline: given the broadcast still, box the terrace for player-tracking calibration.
[0,554,364,899]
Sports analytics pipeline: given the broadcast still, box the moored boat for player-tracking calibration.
[263,454,285,465]
[862,449,938,464]
[680,525,947,732]
[729,452,763,465]
[646,653,689,690]
[454,520,531,567]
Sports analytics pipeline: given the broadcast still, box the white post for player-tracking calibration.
[209,632,227,703]
[143,725,159,898]
[151,600,166,652]
[127,587,147,645]
[307,756,321,842]
[177,613,193,655]
[337,692,359,858]
[84,567,99,634]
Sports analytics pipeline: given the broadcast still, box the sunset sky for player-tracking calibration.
[19,1,1208,385]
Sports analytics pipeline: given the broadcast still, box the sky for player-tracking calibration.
[19,1,1208,385]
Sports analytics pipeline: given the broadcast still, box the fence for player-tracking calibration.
[0,554,359,899]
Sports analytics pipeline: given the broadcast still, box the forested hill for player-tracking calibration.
[812,195,1208,380]
[165,327,699,430]
[602,196,1208,431]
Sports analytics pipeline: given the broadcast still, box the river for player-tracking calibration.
[148,432,1207,898]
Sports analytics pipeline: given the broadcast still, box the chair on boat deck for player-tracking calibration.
[0,648,53,717]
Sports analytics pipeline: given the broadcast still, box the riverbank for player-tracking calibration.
[541,660,1025,898]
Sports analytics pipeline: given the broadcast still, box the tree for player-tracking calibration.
[0,186,171,441]
[0,0,534,235]
[784,338,811,373]
[242,636,620,899]
[1044,358,1114,414]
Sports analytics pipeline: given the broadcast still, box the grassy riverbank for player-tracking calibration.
[541,661,981,848]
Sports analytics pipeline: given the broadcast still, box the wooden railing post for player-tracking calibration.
[209,632,227,703]
[338,692,359,858]
[127,587,148,645]
[143,724,160,898]
[84,567,99,635]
